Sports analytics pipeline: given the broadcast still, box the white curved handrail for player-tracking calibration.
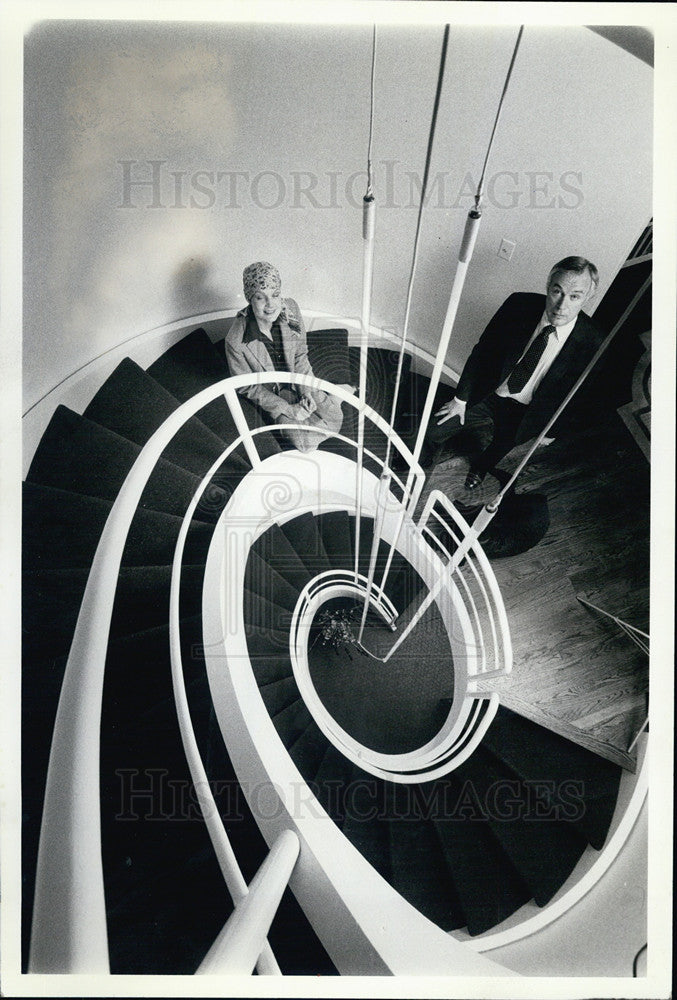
[196,830,300,976]
[201,452,511,976]
[289,578,488,781]
[28,371,418,973]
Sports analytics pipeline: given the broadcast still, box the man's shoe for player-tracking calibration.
[464,469,486,491]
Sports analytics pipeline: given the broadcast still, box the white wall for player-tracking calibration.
[23,20,652,410]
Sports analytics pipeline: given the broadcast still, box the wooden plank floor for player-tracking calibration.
[419,410,649,770]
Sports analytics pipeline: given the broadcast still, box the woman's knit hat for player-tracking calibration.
[242,261,281,301]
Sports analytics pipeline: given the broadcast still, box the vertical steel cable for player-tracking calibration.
[359,25,451,640]
[354,24,377,583]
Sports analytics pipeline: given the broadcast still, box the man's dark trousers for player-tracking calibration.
[425,393,527,472]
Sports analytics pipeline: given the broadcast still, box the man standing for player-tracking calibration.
[431,256,603,489]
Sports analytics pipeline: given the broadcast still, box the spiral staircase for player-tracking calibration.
[22,318,643,977]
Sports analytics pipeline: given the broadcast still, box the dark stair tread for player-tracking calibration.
[22,481,214,571]
[257,674,302,716]
[485,705,622,797]
[483,706,622,848]
[246,650,294,688]
[394,370,453,448]
[244,549,300,612]
[242,587,294,637]
[454,747,589,907]
[287,718,331,782]
[433,793,532,936]
[251,522,313,593]
[387,783,466,930]
[311,744,354,824]
[349,514,426,611]
[315,510,354,570]
[83,357,237,478]
[23,564,205,661]
[147,327,244,445]
[26,405,226,522]
[279,512,331,577]
[347,346,411,422]
[572,792,621,851]
[270,697,313,749]
[306,327,352,387]
[340,766,392,884]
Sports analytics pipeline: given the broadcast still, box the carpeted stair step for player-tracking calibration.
[387,782,466,930]
[22,612,206,970]
[311,743,354,824]
[315,510,353,570]
[348,346,411,424]
[432,779,533,935]
[22,482,214,571]
[148,327,282,461]
[393,370,456,453]
[270,697,313,749]
[23,564,206,662]
[83,357,242,479]
[342,346,414,464]
[311,344,405,466]
[482,706,622,850]
[251,522,314,593]
[242,587,294,638]
[287,718,332,781]
[279,512,332,577]
[452,746,589,907]
[244,628,293,686]
[348,513,426,612]
[26,406,227,522]
[339,766,393,885]
[244,549,300,612]
[306,328,353,387]
[257,675,301,717]
[147,327,247,444]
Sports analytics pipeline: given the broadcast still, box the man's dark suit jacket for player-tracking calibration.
[455,292,604,444]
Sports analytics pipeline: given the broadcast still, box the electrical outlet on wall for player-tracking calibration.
[498,238,516,261]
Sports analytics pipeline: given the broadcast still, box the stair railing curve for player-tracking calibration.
[28,371,423,974]
[202,445,510,782]
[200,454,513,977]
[289,580,501,782]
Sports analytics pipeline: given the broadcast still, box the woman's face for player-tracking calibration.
[250,284,282,327]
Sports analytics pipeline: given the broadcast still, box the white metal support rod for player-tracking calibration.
[410,208,482,472]
[355,193,376,582]
[381,507,492,664]
[628,718,649,753]
[357,468,393,642]
[377,209,482,600]
[223,383,262,468]
[197,830,300,976]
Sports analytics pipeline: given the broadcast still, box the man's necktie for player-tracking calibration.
[506,324,556,394]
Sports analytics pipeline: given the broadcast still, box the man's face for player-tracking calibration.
[250,283,282,327]
[545,270,594,327]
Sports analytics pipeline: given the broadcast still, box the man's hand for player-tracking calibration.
[435,397,466,425]
[537,436,555,447]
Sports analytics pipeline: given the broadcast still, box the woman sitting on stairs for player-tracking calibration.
[225,261,355,453]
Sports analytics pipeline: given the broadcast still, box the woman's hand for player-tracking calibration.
[299,394,317,415]
[435,397,466,425]
[288,400,314,422]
